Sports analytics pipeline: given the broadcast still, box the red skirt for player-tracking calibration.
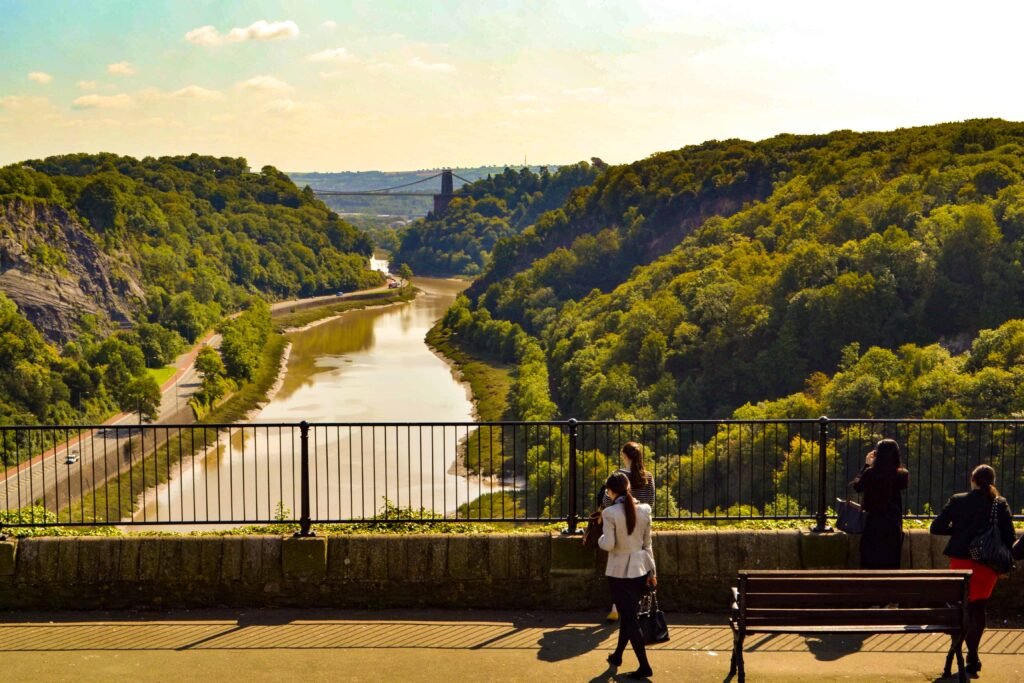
[949,558,999,601]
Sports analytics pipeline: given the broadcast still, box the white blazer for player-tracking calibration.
[598,502,656,579]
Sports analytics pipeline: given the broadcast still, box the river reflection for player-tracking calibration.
[132,278,499,527]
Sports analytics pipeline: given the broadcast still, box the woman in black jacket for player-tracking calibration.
[851,439,909,568]
[930,464,1015,676]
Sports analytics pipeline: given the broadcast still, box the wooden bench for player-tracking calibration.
[729,570,971,683]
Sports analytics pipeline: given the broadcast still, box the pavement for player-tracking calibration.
[2,609,1023,682]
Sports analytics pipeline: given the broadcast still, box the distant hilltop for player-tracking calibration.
[288,166,558,217]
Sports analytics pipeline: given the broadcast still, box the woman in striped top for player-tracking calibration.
[602,441,655,621]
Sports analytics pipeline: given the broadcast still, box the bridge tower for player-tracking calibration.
[433,168,455,217]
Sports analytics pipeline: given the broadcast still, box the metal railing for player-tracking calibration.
[2,418,1023,533]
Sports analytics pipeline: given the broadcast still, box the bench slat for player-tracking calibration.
[739,570,971,577]
[736,624,958,635]
[742,608,962,628]
[741,592,961,608]
[741,578,965,599]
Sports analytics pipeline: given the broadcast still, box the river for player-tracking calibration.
[133,277,494,526]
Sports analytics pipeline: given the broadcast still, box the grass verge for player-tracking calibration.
[272,288,414,331]
[425,321,513,422]
[146,365,176,386]
[425,321,515,477]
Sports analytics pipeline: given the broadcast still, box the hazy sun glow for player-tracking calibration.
[1,0,1022,170]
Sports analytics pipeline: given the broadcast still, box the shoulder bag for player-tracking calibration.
[582,510,603,549]
[968,500,1014,575]
[836,496,866,535]
[637,588,670,644]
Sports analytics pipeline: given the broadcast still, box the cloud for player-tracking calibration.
[408,57,455,73]
[76,80,98,90]
[235,75,291,91]
[322,20,337,30]
[262,98,316,114]
[169,86,224,100]
[306,47,355,63]
[107,61,137,76]
[185,20,299,46]
[28,72,53,84]
[562,87,606,98]
[513,106,555,117]
[72,93,133,109]
[503,93,538,103]
[0,95,50,110]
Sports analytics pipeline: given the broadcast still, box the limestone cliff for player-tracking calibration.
[0,197,144,342]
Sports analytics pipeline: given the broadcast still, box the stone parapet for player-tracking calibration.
[2,529,1022,611]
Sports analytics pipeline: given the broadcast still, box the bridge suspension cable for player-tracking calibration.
[311,171,451,197]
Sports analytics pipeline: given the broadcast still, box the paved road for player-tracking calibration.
[1,609,1022,682]
[1,287,391,519]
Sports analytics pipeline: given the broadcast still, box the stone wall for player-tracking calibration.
[2,530,1023,611]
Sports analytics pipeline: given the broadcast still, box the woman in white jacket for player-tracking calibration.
[598,471,656,679]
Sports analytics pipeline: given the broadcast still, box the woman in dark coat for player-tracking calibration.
[851,439,909,569]
[930,464,1015,676]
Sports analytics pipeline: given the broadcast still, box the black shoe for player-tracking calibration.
[625,668,653,679]
[966,656,982,677]
[606,653,622,667]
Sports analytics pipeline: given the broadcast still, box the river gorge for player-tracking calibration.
[133,277,496,527]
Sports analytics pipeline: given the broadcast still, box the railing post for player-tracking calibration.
[295,421,314,537]
[812,415,833,533]
[563,418,581,535]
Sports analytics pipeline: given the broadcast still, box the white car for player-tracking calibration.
[65,451,79,465]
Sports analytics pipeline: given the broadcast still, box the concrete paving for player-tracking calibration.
[1,609,1022,681]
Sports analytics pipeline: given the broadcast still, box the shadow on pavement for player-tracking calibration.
[802,633,869,661]
[536,623,615,662]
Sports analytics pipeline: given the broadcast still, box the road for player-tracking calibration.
[0,286,392,521]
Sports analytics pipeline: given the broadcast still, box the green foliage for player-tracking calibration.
[218,300,271,381]
[431,120,1024,518]
[117,375,162,422]
[392,163,600,276]
[453,120,1024,420]
[0,152,384,429]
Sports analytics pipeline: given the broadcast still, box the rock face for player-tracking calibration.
[0,197,144,342]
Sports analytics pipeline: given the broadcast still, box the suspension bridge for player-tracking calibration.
[311,168,473,216]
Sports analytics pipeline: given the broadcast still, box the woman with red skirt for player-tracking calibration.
[930,464,1015,677]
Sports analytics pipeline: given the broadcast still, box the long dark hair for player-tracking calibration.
[605,472,637,535]
[972,464,1000,500]
[873,439,907,474]
[621,441,649,490]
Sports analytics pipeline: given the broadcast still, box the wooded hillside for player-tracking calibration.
[446,120,1024,420]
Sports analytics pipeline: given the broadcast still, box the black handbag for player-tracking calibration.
[637,588,670,644]
[968,500,1014,575]
[582,510,602,549]
[836,497,866,535]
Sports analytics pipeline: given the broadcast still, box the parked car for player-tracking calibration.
[388,280,401,289]
[65,450,79,465]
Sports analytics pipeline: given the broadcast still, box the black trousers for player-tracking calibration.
[608,576,650,670]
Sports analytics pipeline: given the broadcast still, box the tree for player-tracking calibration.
[396,263,413,282]
[118,375,161,423]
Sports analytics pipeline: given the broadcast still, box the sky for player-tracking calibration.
[2,0,1024,172]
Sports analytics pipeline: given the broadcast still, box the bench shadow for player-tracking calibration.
[803,633,870,661]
